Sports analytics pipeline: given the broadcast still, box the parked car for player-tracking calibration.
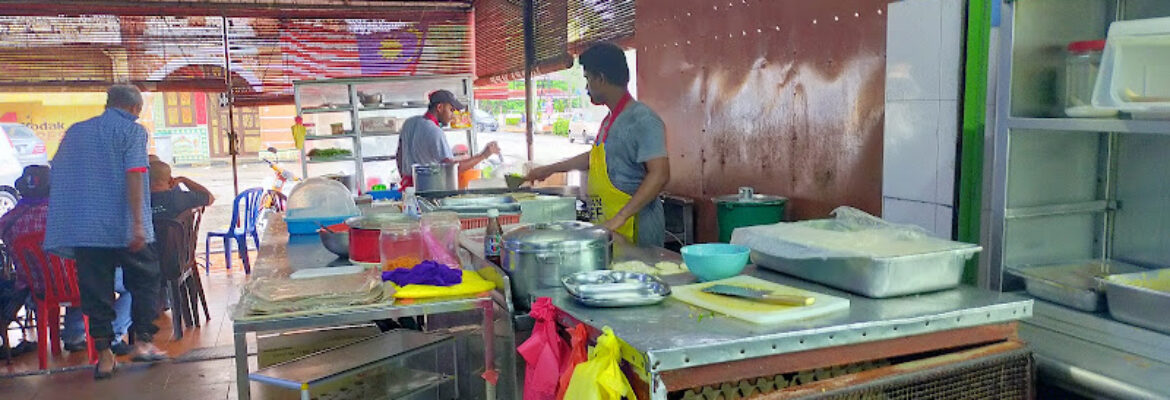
[473,109,499,132]
[568,116,600,144]
[0,128,24,216]
[0,123,49,166]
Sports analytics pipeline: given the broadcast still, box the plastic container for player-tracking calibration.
[379,220,424,270]
[1092,17,1170,119]
[714,187,787,243]
[284,177,360,235]
[1064,40,1117,118]
[421,211,462,267]
[680,243,750,282]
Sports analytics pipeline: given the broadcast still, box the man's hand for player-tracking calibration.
[129,227,147,252]
[601,216,628,233]
[480,141,501,157]
[525,166,553,182]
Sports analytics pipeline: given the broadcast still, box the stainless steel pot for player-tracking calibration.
[502,221,612,307]
[413,163,458,192]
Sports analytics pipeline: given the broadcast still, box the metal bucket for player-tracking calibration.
[413,163,458,192]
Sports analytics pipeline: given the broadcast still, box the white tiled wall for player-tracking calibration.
[883,0,965,239]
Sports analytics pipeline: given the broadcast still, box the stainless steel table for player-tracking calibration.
[232,215,517,400]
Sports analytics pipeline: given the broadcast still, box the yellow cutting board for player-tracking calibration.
[671,275,850,325]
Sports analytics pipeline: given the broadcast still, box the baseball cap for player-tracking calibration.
[428,89,466,111]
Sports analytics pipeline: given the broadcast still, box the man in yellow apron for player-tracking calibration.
[527,43,670,246]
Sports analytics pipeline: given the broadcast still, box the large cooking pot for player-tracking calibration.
[413,163,458,192]
[345,213,417,265]
[502,221,611,307]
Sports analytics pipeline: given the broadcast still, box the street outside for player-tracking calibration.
[177,130,589,255]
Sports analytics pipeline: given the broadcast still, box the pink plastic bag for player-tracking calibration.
[517,297,569,400]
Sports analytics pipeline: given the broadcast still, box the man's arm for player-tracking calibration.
[604,157,670,232]
[452,142,500,173]
[526,151,591,182]
[126,171,147,252]
[175,177,215,206]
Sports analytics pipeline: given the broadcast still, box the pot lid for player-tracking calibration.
[503,221,611,252]
[713,186,787,205]
[345,213,417,230]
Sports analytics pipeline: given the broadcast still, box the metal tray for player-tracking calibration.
[439,195,516,207]
[1101,269,1170,334]
[750,248,978,298]
[1007,260,1145,312]
[562,270,671,307]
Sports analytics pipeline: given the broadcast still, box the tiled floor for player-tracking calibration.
[2,251,262,399]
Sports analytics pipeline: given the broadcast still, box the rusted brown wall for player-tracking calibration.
[636,0,890,242]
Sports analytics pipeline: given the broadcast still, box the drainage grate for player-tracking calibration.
[809,348,1033,400]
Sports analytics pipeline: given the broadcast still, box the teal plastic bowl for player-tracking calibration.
[681,243,750,282]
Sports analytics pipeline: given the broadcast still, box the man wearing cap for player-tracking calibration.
[396,89,500,188]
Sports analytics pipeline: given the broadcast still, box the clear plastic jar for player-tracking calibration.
[1064,40,1114,117]
[380,221,423,270]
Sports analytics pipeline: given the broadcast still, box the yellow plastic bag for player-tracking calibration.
[564,327,634,400]
[391,270,496,299]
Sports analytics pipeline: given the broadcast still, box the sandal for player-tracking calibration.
[94,359,118,380]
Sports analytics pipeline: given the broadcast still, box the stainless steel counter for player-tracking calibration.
[460,232,1033,398]
[541,266,1032,374]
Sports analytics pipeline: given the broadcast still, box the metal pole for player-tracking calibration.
[523,0,535,162]
[222,16,240,198]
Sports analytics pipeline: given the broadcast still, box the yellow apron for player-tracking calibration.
[587,93,637,242]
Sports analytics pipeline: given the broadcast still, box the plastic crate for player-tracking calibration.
[460,214,520,230]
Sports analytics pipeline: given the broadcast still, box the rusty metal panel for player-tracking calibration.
[637,0,891,242]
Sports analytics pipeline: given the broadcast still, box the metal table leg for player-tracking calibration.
[481,299,497,400]
[235,330,250,400]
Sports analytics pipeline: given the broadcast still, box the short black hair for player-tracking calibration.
[579,42,629,87]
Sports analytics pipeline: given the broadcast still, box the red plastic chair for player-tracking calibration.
[9,233,97,369]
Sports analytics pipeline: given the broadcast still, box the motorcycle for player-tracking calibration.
[260,147,300,212]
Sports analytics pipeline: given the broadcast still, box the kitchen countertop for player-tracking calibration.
[460,232,1032,376]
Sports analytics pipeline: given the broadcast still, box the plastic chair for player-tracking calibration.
[154,215,200,340]
[205,187,264,274]
[9,233,97,370]
[187,208,210,325]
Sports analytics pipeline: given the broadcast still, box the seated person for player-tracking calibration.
[0,166,133,354]
[149,160,214,220]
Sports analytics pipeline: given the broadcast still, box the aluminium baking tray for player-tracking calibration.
[562,270,671,307]
[1007,259,1145,312]
[1100,268,1170,334]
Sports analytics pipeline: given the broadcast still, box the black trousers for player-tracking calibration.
[75,247,161,349]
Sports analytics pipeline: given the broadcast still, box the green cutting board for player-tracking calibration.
[671,275,850,325]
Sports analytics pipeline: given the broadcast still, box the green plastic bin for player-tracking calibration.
[714,187,787,243]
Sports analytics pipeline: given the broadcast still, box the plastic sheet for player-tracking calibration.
[390,269,496,299]
[731,206,967,260]
[421,212,462,267]
[517,297,569,400]
[563,327,634,400]
[239,269,388,316]
[556,324,589,400]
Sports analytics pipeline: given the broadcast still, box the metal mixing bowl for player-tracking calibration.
[318,229,350,258]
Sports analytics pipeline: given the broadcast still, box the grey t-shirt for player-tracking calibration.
[599,100,668,247]
[396,115,453,177]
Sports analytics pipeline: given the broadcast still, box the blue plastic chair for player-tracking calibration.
[205,187,265,274]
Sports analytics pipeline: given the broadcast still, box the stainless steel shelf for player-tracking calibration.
[1004,200,1115,220]
[304,134,356,141]
[1025,299,1170,365]
[300,107,353,114]
[1021,301,1170,398]
[249,330,452,390]
[363,155,396,162]
[305,156,355,164]
[1007,117,1170,135]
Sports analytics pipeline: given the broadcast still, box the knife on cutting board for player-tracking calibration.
[702,284,815,306]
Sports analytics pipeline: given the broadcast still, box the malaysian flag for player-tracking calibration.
[280,20,363,82]
[281,19,429,82]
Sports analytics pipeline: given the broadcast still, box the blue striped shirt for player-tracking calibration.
[45,108,154,255]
